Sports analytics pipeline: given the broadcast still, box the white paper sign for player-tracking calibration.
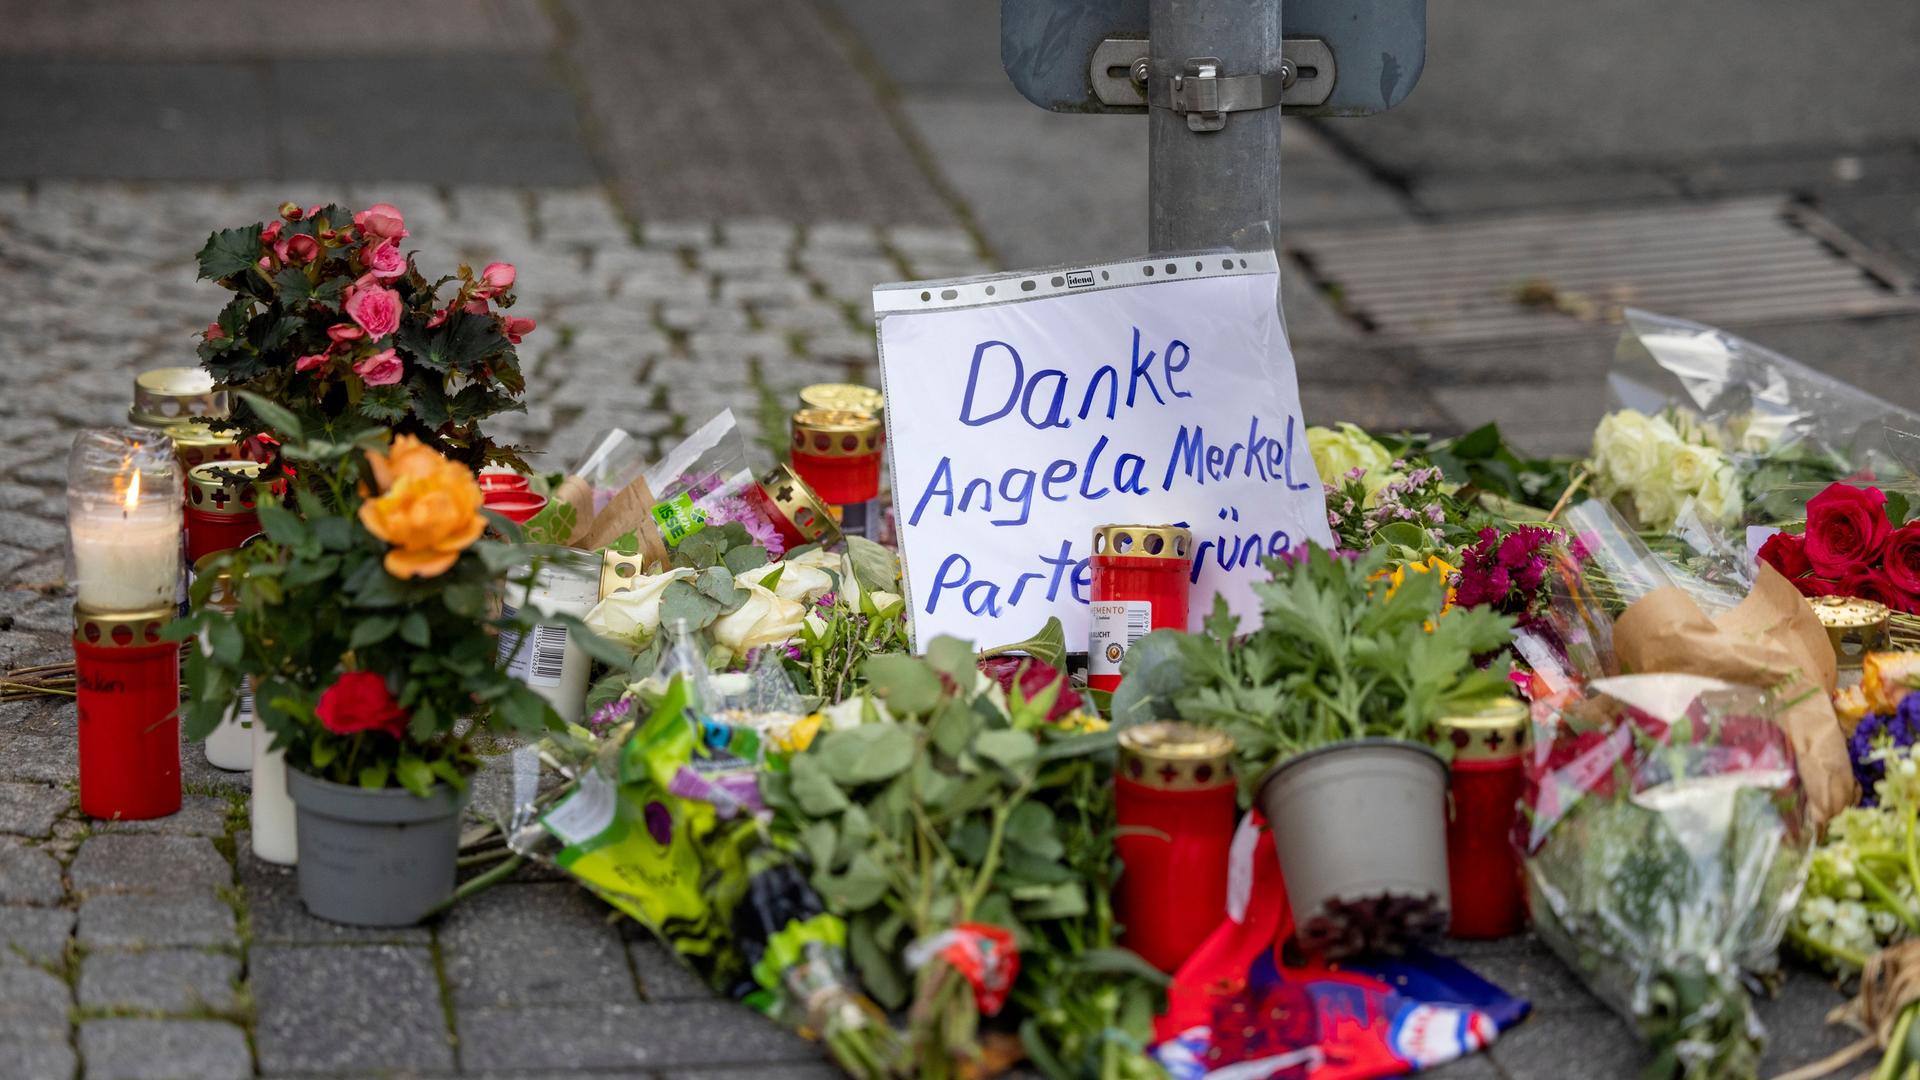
[874,250,1332,647]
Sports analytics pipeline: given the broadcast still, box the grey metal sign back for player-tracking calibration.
[1002,0,1426,117]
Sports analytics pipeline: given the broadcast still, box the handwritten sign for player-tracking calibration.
[874,250,1332,647]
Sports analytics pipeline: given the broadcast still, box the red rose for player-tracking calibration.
[1886,523,1920,596]
[978,656,1084,723]
[1841,569,1913,613]
[1756,532,1810,579]
[1796,576,1845,598]
[1804,483,1892,577]
[315,671,409,738]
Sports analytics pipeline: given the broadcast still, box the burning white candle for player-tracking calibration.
[67,430,182,612]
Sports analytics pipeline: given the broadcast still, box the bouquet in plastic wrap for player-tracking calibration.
[1520,673,1811,1078]
[509,671,903,1077]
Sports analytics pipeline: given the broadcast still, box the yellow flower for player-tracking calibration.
[1834,685,1869,730]
[358,445,486,580]
[1864,652,1920,715]
[365,433,448,493]
[1056,712,1108,734]
[775,713,825,753]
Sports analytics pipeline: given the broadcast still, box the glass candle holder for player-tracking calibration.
[67,428,183,613]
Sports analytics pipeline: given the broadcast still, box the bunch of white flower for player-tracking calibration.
[1589,407,1744,531]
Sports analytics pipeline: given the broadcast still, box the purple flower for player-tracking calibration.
[702,493,786,558]
[586,697,633,738]
[1853,701,1920,805]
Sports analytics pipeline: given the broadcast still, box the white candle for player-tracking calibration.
[67,431,181,612]
[251,717,298,865]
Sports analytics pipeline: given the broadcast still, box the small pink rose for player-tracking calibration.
[294,353,328,373]
[344,285,402,339]
[502,315,536,345]
[353,203,407,240]
[261,220,284,244]
[362,239,406,280]
[327,324,365,344]
[203,322,224,341]
[481,262,516,290]
[282,234,319,265]
[462,298,489,315]
[353,348,404,386]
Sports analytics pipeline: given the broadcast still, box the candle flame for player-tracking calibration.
[124,468,141,510]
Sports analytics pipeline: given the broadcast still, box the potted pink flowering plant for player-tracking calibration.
[195,201,535,472]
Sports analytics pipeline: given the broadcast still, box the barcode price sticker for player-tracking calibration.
[541,767,618,848]
[506,625,569,687]
[1087,600,1153,677]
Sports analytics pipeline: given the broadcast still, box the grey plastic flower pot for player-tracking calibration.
[1256,739,1452,955]
[285,768,469,927]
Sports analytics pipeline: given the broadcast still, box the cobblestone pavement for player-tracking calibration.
[0,183,1861,1079]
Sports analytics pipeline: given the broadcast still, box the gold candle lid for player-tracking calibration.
[756,464,842,547]
[130,367,227,428]
[1434,697,1532,762]
[1117,722,1234,790]
[186,460,269,517]
[73,606,178,649]
[799,383,884,418]
[191,553,242,612]
[1810,595,1892,669]
[1092,524,1193,561]
[600,549,654,600]
[166,421,245,470]
[791,408,882,459]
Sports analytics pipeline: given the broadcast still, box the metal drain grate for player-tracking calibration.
[1288,197,1919,345]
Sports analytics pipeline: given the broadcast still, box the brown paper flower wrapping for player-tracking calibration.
[1612,563,1856,824]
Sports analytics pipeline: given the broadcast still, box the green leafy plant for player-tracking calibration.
[759,641,1162,1079]
[195,200,533,473]
[169,394,561,794]
[1115,545,1516,800]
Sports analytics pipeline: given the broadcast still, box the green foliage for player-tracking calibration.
[170,422,560,791]
[1119,546,1516,799]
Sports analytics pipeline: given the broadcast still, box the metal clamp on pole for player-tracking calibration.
[1146,56,1286,132]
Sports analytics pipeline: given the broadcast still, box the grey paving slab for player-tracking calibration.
[0,836,64,906]
[564,0,956,227]
[1409,169,1687,216]
[0,0,553,56]
[1757,972,1858,1077]
[0,781,67,838]
[1488,1009,1649,1079]
[78,892,238,950]
[439,882,637,1008]
[0,905,73,967]
[69,835,230,898]
[0,698,77,741]
[97,794,229,838]
[1299,379,1460,441]
[0,1029,78,1080]
[0,733,79,786]
[78,949,240,1014]
[0,61,275,181]
[664,1066,848,1080]
[0,961,70,1031]
[456,1000,818,1072]
[251,944,454,1075]
[627,938,718,1003]
[78,1018,251,1080]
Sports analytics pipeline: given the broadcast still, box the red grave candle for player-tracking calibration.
[478,471,531,495]
[1114,722,1237,973]
[74,607,182,820]
[1087,525,1192,694]
[789,408,883,508]
[1438,698,1532,939]
[744,464,842,552]
[484,490,548,524]
[184,460,270,564]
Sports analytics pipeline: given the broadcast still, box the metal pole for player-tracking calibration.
[1147,0,1283,253]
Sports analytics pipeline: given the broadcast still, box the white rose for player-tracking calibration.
[786,547,842,573]
[838,553,863,613]
[584,567,697,643]
[1593,410,1667,489]
[1733,411,1794,453]
[1666,443,1717,494]
[710,581,806,653]
[1632,483,1678,531]
[738,560,833,605]
[866,590,905,619]
[709,672,753,698]
[822,694,890,731]
[1693,462,1744,525]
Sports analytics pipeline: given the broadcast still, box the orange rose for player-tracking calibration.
[365,433,448,494]
[358,447,486,580]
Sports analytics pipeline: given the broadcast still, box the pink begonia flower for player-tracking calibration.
[344,285,402,339]
[502,315,536,345]
[481,262,516,290]
[462,298,489,315]
[362,238,406,280]
[426,308,449,329]
[327,323,365,344]
[294,353,328,373]
[260,220,284,244]
[203,323,224,341]
[353,348,404,386]
[278,202,303,221]
[281,234,319,265]
[353,203,407,240]
[256,255,272,271]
